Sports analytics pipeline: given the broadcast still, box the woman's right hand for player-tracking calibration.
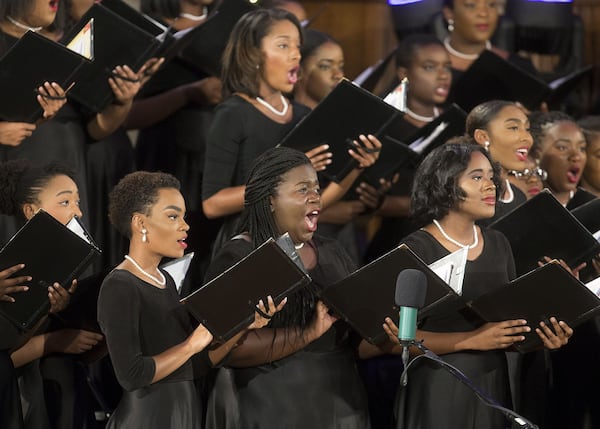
[0,264,30,302]
[184,77,223,106]
[46,329,104,354]
[248,295,287,330]
[0,121,36,146]
[307,301,338,340]
[187,323,214,354]
[467,319,530,351]
[305,144,332,172]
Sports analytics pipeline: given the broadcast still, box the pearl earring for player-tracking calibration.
[142,228,148,243]
[484,141,490,152]
[447,19,454,33]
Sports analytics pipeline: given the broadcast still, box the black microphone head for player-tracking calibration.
[395,269,427,308]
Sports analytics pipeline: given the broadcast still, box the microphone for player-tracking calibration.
[394,269,427,386]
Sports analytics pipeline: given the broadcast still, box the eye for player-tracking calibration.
[297,186,308,194]
[317,63,331,71]
[278,43,289,49]
[59,200,69,206]
[168,213,179,220]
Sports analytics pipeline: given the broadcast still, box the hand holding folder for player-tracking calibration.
[0,210,101,330]
[467,260,598,353]
[180,236,310,342]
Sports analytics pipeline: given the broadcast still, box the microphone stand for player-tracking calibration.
[400,340,539,429]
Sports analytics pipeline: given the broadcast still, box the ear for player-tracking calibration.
[396,67,408,81]
[442,6,454,23]
[131,213,145,234]
[473,129,490,146]
[22,203,36,221]
[269,196,275,213]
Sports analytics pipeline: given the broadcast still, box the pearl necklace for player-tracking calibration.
[433,219,479,249]
[7,16,43,32]
[294,242,304,250]
[405,106,440,123]
[179,7,208,21]
[499,179,514,203]
[443,37,491,61]
[255,94,289,116]
[124,255,166,286]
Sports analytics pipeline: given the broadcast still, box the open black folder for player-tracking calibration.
[571,197,600,237]
[180,237,310,342]
[0,211,101,330]
[278,78,407,183]
[450,50,593,112]
[61,3,162,112]
[467,260,600,353]
[488,190,600,276]
[0,31,89,122]
[320,244,458,345]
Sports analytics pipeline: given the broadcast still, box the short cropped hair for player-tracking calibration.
[395,33,444,69]
[109,171,180,239]
[529,111,576,159]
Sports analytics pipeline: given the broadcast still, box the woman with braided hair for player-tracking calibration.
[204,146,397,429]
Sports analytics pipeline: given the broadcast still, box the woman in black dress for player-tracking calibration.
[388,143,572,429]
[97,171,279,428]
[202,9,380,255]
[205,147,399,429]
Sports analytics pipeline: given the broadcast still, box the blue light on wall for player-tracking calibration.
[388,0,424,5]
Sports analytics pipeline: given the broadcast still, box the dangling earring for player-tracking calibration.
[256,64,260,70]
[447,19,454,33]
[484,141,490,152]
[142,228,148,243]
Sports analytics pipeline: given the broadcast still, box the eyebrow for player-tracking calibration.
[163,205,183,212]
[55,190,74,197]
[466,167,493,175]
[504,118,524,124]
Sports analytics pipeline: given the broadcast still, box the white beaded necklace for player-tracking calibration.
[179,7,208,21]
[255,94,289,116]
[499,179,514,203]
[124,255,166,286]
[405,106,440,123]
[443,37,491,61]
[7,16,42,32]
[294,242,304,250]
[433,219,479,249]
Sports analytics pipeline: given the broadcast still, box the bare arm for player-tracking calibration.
[202,185,245,219]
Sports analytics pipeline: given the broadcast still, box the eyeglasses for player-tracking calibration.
[507,168,548,181]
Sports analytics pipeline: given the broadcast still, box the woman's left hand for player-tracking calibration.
[37,82,70,119]
[383,317,400,344]
[109,65,142,106]
[248,295,287,329]
[536,317,573,349]
[538,256,586,280]
[348,134,382,169]
[48,279,77,314]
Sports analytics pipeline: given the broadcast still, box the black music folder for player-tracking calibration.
[180,237,310,342]
[0,211,101,330]
[467,261,600,353]
[176,0,256,76]
[61,3,162,112]
[0,31,89,122]
[488,190,600,276]
[571,197,600,237]
[450,50,592,112]
[278,78,405,183]
[353,48,398,94]
[403,103,467,164]
[320,244,458,345]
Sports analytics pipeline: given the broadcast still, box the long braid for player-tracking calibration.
[240,147,318,333]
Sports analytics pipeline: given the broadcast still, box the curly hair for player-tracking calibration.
[221,8,302,98]
[239,147,312,248]
[529,111,576,159]
[108,171,180,239]
[0,160,77,221]
[465,100,518,137]
[410,142,503,227]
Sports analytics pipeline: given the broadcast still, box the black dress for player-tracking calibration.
[396,228,516,429]
[97,269,209,428]
[202,96,310,254]
[204,236,370,429]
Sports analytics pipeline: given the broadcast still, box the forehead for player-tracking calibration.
[280,164,317,184]
[545,120,582,137]
[412,44,449,62]
[151,188,185,209]
[490,105,527,124]
[264,19,300,40]
[39,175,78,194]
[464,151,492,171]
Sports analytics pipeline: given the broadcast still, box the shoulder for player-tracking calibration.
[213,95,251,117]
[99,269,139,302]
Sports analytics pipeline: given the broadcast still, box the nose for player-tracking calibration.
[73,206,83,219]
[181,219,190,231]
[482,177,496,190]
[291,45,301,62]
[332,65,344,81]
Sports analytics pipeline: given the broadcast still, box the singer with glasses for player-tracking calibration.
[384,142,572,429]
[506,159,546,200]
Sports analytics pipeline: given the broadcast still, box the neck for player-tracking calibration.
[126,246,161,271]
[580,177,600,198]
[435,212,476,241]
[0,20,30,38]
[551,188,574,206]
[447,35,488,56]
[405,99,438,125]
[180,4,208,16]
[293,91,318,110]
